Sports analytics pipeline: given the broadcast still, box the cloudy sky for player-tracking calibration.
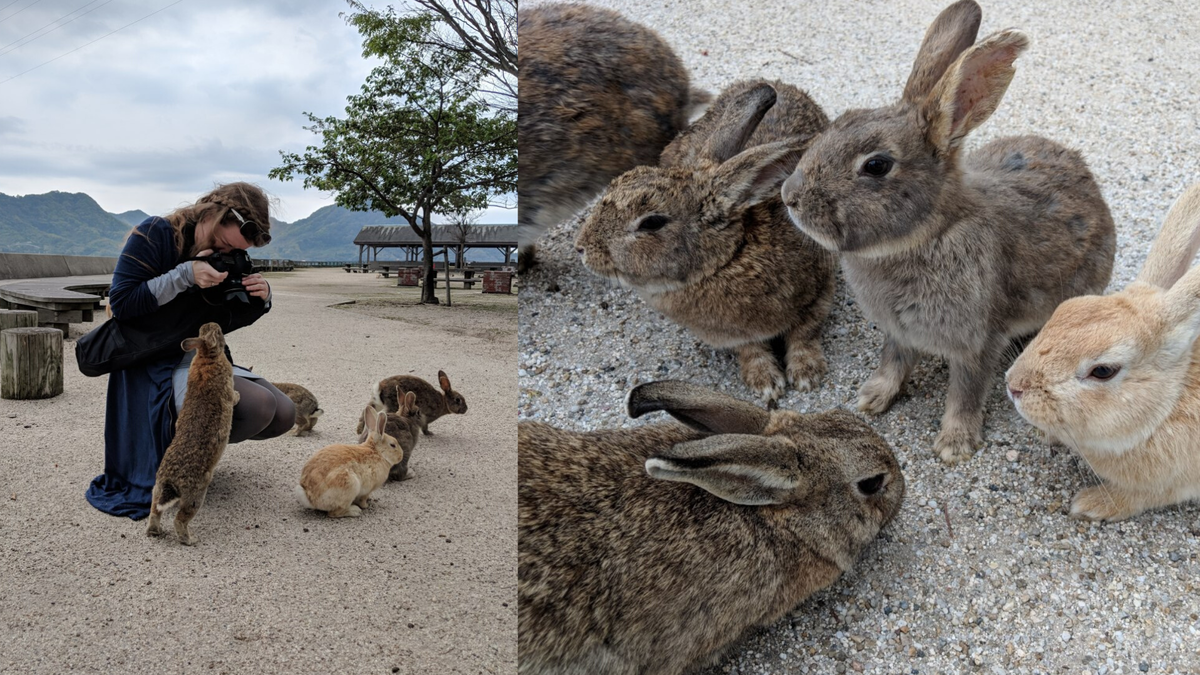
[0,0,515,224]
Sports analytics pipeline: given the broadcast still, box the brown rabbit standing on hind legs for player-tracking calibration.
[782,0,1115,463]
[146,322,238,545]
[519,381,905,675]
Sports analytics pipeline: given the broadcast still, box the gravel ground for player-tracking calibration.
[518,1,1200,673]
[1,269,516,674]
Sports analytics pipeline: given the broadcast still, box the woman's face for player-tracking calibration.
[195,213,254,253]
[211,222,253,252]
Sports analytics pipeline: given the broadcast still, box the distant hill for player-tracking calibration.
[255,205,417,262]
[0,191,512,262]
[0,192,131,256]
[111,209,152,227]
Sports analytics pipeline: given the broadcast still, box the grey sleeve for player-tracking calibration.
[145,261,196,307]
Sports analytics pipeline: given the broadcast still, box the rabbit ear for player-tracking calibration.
[374,406,387,436]
[438,370,452,392]
[672,83,777,165]
[713,138,809,211]
[358,406,376,443]
[645,434,802,505]
[901,0,982,104]
[181,337,201,352]
[626,380,770,434]
[1136,183,1200,289]
[404,391,417,407]
[923,29,1029,152]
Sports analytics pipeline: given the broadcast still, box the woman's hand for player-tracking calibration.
[192,249,228,289]
[242,273,270,300]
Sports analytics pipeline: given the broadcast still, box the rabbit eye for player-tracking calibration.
[861,156,893,177]
[636,215,670,232]
[856,473,887,496]
[1088,365,1120,381]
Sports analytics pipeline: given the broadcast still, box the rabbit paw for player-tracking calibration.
[857,374,902,415]
[1070,486,1137,522]
[329,504,363,518]
[737,348,786,402]
[933,426,979,465]
[786,349,826,393]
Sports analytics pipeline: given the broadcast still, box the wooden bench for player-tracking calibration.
[0,275,110,335]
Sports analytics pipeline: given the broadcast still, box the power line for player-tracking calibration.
[0,0,46,25]
[0,0,116,57]
[0,0,25,16]
[0,0,186,86]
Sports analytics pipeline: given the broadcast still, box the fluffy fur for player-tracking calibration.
[297,407,403,518]
[781,0,1115,463]
[272,382,323,436]
[146,322,238,545]
[519,381,904,675]
[517,2,709,271]
[576,80,836,401]
[1006,183,1200,521]
[362,370,467,436]
[383,389,422,482]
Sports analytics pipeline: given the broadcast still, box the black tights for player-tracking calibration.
[230,377,296,444]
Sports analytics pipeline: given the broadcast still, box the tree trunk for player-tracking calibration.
[0,309,38,333]
[420,209,437,304]
[444,247,452,306]
[1,327,63,400]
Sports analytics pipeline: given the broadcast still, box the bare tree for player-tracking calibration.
[345,0,516,112]
[450,209,482,270]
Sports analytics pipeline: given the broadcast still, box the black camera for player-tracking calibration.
[200,249,255,304]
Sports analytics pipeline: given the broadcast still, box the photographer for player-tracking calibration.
[85,182,296,519]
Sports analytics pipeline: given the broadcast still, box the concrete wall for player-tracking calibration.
[0,253,118,280]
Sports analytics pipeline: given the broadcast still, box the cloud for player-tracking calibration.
[0,1,381,217]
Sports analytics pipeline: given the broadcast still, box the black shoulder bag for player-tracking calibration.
[75,288,268,377]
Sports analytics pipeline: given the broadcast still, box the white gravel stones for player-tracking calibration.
[519,0,1200,672]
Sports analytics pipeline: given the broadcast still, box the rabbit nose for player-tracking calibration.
[1008,385,1023,401]
[575,245,585,255]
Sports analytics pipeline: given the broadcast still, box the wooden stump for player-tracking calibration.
[0,309,38,333]
[1,327,64,400]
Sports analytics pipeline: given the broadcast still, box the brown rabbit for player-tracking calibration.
[383,389,422,482]
[519,381,905,675]
[272,382,323,436]
[781,0,1115,463]
[575,80,835,402]
[518,2,710,271]
[146,322,239,545]
[297,406,403,518]
[363,370,467,436]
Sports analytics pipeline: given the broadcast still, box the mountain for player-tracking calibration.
[111,209,152,227]
[0,191,131,256]
[0,191,513,262]
[254,205,416,262]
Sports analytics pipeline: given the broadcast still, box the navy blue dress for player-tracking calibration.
[85,217,264,519]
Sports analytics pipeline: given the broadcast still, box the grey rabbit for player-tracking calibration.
[781,0,1115,463]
